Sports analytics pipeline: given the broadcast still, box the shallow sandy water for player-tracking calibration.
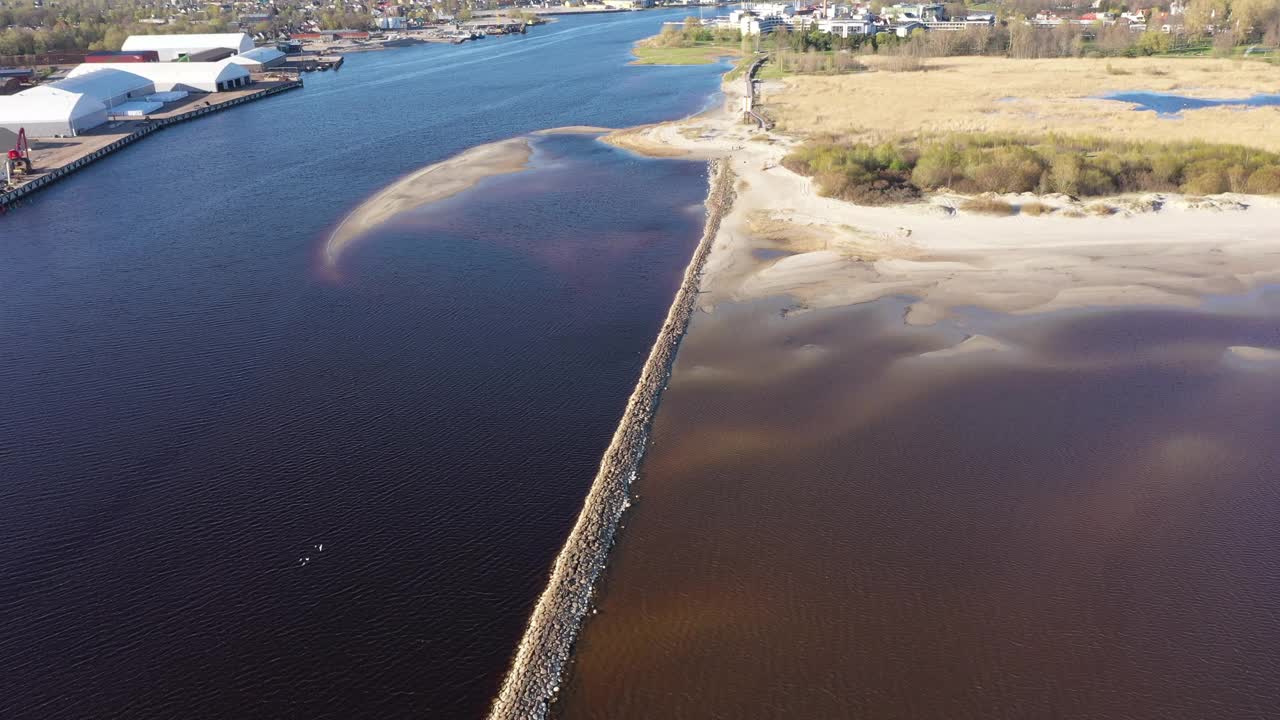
[556,296,1280,720]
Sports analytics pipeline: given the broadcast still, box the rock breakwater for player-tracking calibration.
[487,159,735,720]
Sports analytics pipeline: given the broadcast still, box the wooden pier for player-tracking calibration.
[0,79,303,213]
[742,54,772,130]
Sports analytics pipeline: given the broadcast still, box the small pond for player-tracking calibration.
[1104,91,1280,116]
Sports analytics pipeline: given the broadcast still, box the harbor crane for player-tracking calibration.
[5,128,32,187]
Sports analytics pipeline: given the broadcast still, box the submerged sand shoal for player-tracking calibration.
[324,137,533,268]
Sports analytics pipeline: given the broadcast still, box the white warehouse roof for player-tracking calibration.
[0,68,156,136]
[68,61,250,93]
[228,47,285,67]
[0,92,108,136]
[24,68,154,106]
[122,33,255,55]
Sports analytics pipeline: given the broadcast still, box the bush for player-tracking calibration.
[883,52,927,72]
[912,143,961,188]
[1019,201,1053,215]
[1183,168,1229,195]
[1246,166,1280,194]
[960,197,1016,215]
[784,134,1280,204]
[1135,31,1172,55]
[969,147,1046,193]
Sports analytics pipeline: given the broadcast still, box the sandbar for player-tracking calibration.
[324,137,532,268]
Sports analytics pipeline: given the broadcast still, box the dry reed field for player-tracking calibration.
[766,56,1280,151]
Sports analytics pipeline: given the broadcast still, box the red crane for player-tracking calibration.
[4,127,32,186]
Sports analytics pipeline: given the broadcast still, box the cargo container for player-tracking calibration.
[84,50,160,63]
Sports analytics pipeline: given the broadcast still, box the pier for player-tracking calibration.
[742,54,772,129]
[1,79,302,212]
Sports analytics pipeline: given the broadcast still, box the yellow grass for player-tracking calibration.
[767,56,1280,152]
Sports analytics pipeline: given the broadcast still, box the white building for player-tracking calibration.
[728,6,792,34]
[227,47,286,72]
[0,68,156,136]
[0,93,107,136]
[69,60,251,93]
[818,15,877,36]
[121,33,256,62]
[895,19,927,36]
[742,2,795,16]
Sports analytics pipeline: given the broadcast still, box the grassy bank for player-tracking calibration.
[631,21,743,66]
[783,134,1280,204]
[770,57,1280,152]
[631,44,742,65]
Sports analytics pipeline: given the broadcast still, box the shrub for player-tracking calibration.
[912,143,962,188]
[1019,201,1054,215]
[1149,153,1184,186]
[883,53,927,71]
[960,197,1016,215]
[969,147,1046,193]
[1246,166,1280,194]
[1135,31,1171,55]
[1183,168,1229,195]
[1077,166,1117,196]
[784,134,1280,204]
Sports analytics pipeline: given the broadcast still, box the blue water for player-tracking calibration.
[0,10,724,719]
[1105,90,1280,116]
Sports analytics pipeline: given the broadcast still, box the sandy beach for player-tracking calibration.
[324,137,532,269]
[550,56,1280,720]
[601,57,1280,328]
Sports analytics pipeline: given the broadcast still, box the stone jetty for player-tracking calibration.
[487,159,736,720]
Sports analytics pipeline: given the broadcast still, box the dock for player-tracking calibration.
[1,79,303,212]
[284,54,345,72]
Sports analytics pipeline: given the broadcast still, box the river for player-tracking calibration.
[0,10,726,719]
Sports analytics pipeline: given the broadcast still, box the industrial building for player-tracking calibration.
[0,68,155,135]
[68,61,251,94]
[0,91,106,136]
[121,33,256,62]
[2,59,253,136]
[227,47,287,72]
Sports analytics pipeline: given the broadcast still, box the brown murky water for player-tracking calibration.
[556,297,1280,720]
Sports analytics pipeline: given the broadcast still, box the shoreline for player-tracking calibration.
[599,61,1280,327]
[546,46,1280,720]
[486,159,735,720]
[488,43,1280,718]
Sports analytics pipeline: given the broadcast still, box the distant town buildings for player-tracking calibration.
[708,2,996,36]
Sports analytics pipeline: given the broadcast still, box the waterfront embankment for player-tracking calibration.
[487,158,735,720]
[0,79,302,213]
